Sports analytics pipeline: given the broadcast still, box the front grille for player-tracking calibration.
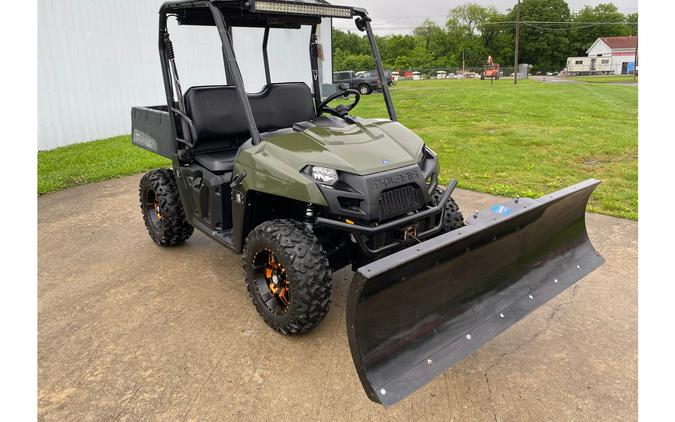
[378,185,424,220]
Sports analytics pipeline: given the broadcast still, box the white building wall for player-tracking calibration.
[587,39,637,75]
[587,40,612,57]
[38,0,332,150]
[609,49,637,75]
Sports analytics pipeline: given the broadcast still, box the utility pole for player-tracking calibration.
[514,0,521,84]
[633,33,638,81]
[462,48,465,74]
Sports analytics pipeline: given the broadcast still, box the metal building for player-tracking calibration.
[38,0,333,150]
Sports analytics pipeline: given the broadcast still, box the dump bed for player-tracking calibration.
[131,106,176,159]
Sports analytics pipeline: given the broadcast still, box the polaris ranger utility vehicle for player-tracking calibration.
[132,0,604,406]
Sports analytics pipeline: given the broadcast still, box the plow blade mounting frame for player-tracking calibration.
[346,179,604,406]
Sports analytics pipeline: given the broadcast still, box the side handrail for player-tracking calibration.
[170,107,198,148]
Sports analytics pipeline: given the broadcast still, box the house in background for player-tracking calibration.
[565,35,638,76]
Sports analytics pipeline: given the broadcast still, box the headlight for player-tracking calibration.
[311,166,338,185]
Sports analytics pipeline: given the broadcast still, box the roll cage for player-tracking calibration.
[158,0,397,155]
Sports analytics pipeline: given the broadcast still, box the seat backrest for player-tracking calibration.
[184,82,315,152]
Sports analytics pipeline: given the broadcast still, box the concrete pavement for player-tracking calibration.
[38,174,637,421]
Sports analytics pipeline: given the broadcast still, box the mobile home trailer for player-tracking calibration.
[565,56,614,76]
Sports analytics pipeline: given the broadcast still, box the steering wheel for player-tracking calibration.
[317,89,361,118]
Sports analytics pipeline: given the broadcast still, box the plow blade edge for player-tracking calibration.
[346,179,604,406]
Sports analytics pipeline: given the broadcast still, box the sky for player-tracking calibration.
[332,0,639,34]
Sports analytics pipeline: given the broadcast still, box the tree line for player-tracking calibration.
[332,0,637,73]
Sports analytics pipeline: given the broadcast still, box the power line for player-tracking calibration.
[341,8,638,22]
[334,20,637,32]
[514,0,520,85]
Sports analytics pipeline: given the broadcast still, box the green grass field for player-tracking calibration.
[38,79,637,219]
[568,74,638,83]
[352,79,637,219]
[38,135,170,194]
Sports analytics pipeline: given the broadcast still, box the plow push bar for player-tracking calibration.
[346,179,604,406]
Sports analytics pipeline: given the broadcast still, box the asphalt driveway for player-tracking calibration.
[38,174,637,421]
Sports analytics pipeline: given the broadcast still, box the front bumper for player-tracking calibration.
[316,180,456,255]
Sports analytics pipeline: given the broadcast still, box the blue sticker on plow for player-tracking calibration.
[491,204,512,216]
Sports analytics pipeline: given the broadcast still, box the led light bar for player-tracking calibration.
[250,0,353,19]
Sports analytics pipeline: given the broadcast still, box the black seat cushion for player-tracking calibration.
[193,149,238,173]
[184,82,316,153]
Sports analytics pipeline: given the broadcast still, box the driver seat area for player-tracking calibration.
[184,82,316,173]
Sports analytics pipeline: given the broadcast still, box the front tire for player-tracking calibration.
[243,220,332,335]
[431,187,465,232]
[139,168,193,246]
[358,84,371,95]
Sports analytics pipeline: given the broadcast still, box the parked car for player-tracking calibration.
[333,70,381,95]
[363,70,394,86]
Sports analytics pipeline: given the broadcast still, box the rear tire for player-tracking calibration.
[432,187,465,232]
[358,84,371,95]
[139,168,193,246]
[243,219,332,335]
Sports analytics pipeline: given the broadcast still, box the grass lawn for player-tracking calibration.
[355,79,637,219]
[38,135,169,194]
[568,74,637,83]
[38,79,637,219]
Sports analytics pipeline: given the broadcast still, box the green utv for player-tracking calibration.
[132,0,604,406]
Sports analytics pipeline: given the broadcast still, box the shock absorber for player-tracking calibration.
[305,204,316,224]
[164,32,191,147]
[309,27,323,111]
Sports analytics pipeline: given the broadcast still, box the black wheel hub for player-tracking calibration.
[143,189,162,229]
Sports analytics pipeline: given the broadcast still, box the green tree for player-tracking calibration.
[331,2,637,74]
[626,12,638,27]
[446,3,497,67]
[483,12,514,67]
[331,29,370,56]
[377,34,418,68]
[569,4,634,56]
[414,19,439,50]
[508,0,572,72]
[447,3,499,36]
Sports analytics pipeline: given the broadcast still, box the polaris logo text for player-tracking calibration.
[372,171,420,189]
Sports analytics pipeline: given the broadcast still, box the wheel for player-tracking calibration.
[431,187,465,232]
[358,84,371,95]
[139,168,193,246]
[243,219,332,335]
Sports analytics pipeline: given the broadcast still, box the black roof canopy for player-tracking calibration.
[161,0,358,28]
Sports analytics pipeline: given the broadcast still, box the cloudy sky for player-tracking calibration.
[332,0,639,34]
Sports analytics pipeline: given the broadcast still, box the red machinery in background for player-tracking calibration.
[482,55,500,80]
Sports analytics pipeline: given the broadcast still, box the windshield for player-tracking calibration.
[233,23,332,95]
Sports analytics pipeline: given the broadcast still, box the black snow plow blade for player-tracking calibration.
[346,179,604,406]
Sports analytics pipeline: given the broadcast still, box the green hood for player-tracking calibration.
[260,118,425,176]
[235,118,427,206]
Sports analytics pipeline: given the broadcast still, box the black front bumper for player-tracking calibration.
[316,179,456,255]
